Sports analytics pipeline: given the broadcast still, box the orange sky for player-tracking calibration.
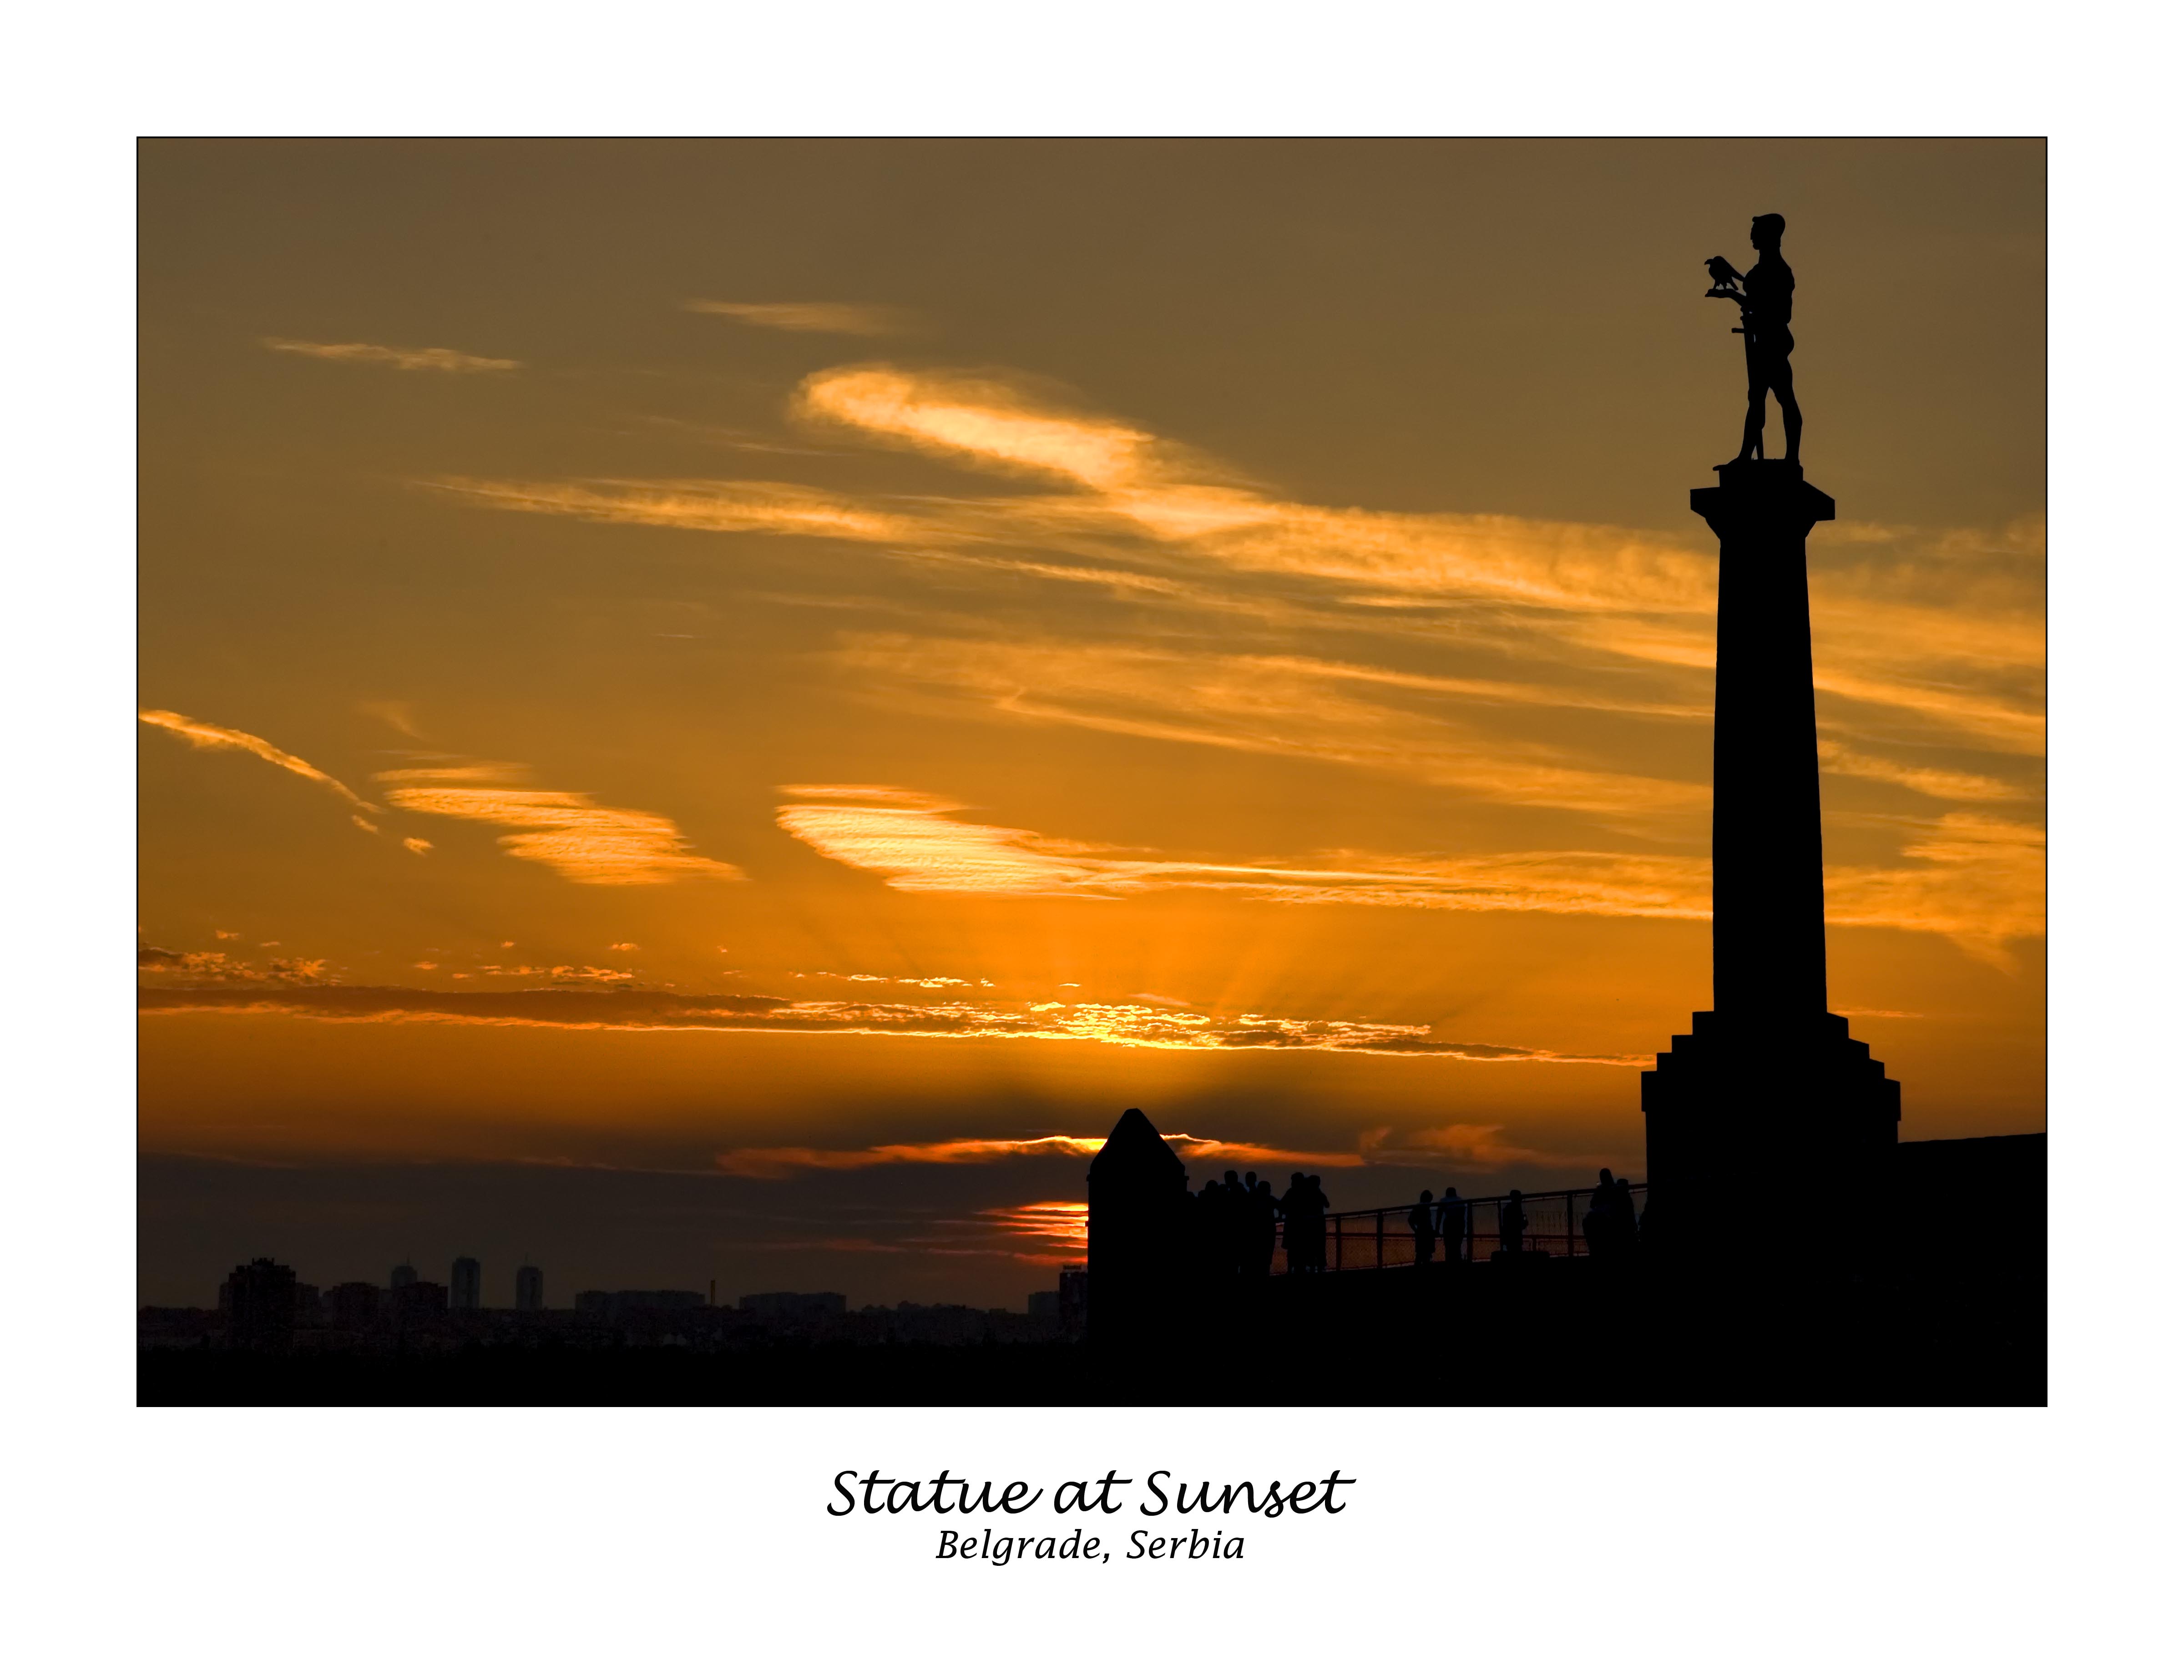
[138,140,2043,1307]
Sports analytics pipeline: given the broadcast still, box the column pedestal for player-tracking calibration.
[1642,1010,1900,1265]
[1643,461,1901,1269]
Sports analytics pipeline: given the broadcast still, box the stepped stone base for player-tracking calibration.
[1641,1011,1899,1266]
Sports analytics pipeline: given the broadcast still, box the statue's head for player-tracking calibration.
[1750,212,1787,250]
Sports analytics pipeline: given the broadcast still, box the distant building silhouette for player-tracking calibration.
[221,1257,297,1353]
[389,1261,417,1292]
[739,1291,846,1330]
[450,1256,482,1312]
[576,1288,707,1318]
[1057,1266,1089,1341]
[1027,1289,1061,1322]
[515,1264,545,1312]
[389,1278,447,1322]
[323,1281,381,1326]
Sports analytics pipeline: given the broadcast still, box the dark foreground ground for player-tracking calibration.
[140,1252,2042,1405]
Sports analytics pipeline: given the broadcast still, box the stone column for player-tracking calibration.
[1697,460,1833,1021]
[1643,461,1899,1271]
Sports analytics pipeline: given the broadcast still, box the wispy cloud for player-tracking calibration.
[138,947,334,986]
[376,762,744,887]
[774,784,2040,962]
[776,784,1709,916]
[1818,740,2029,803]
[423,359,2042,943]
[262,338,520,373]
[823,639,1711,822]
[792,366,1712,612]
[1359,1121,1575,1170]
[427,476,908,540]
[684,300,920,337]
[134,983,1643,1063]
[438,362,2042,785]
[139,709,379,814]
[1825,813,2047,968]
[714,1133,1360,1179]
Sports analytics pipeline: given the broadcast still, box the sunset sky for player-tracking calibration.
[138,139,2043,1307]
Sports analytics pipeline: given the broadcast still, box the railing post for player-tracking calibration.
[1566,1191,1577,1257]
[1374,1211,1384,1269]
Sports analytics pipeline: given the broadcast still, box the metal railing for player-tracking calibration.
[1266,1182,1648,1276]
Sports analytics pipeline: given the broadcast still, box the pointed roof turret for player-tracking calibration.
[1088,1107,1184,1191]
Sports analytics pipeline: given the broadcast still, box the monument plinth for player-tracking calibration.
[1643,460,1899,1261]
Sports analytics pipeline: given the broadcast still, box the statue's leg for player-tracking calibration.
[1719,340,1764,467]
[1739,340,1768,459]
[1742,375,1767,460]
[1774,362,1802,465]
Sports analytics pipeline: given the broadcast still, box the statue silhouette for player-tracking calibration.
[1705,212,1802,468]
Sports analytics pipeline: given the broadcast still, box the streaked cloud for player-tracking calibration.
[1826,813,2047,968]
[138,946,334,985]
[777,784,1709,917]
[774,784,2039,962]
[377,762,744,887]
[139,709,379,814]
[714,1133,1360,1179]
[981,1202,1087,1254]
[796,366,1181,491]
[262,337,520,373]
[684,300,920,337]
[135,983,1643,1063]
[428,476,909,540]
[824,639,1711,822]
[442,363,2042,790]
[1818,740,2028,803]
[419,358,2040,953]
[1360,1121,1570,1169]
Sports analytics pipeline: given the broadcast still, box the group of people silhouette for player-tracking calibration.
[1580,1169,1643,1259]
[1190,1166,1644,1278]
[1186,1170,1322,1278]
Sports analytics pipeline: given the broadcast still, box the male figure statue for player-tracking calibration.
[1704,212,1802,468]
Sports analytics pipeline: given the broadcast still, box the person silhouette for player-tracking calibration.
[1279,1172,1309,1275]
[1611,1176,1639,1254]
[1222,1169,1249,1276]
[1248,1177,1279,1277]
[1584,1166,1617,1256]
[1436,1186,1467,1264]
[1305,1174,1330,1272]
[1407,1190,1437,1266]
[1499,1187,1528,1256]
[1706,212,1801,468]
